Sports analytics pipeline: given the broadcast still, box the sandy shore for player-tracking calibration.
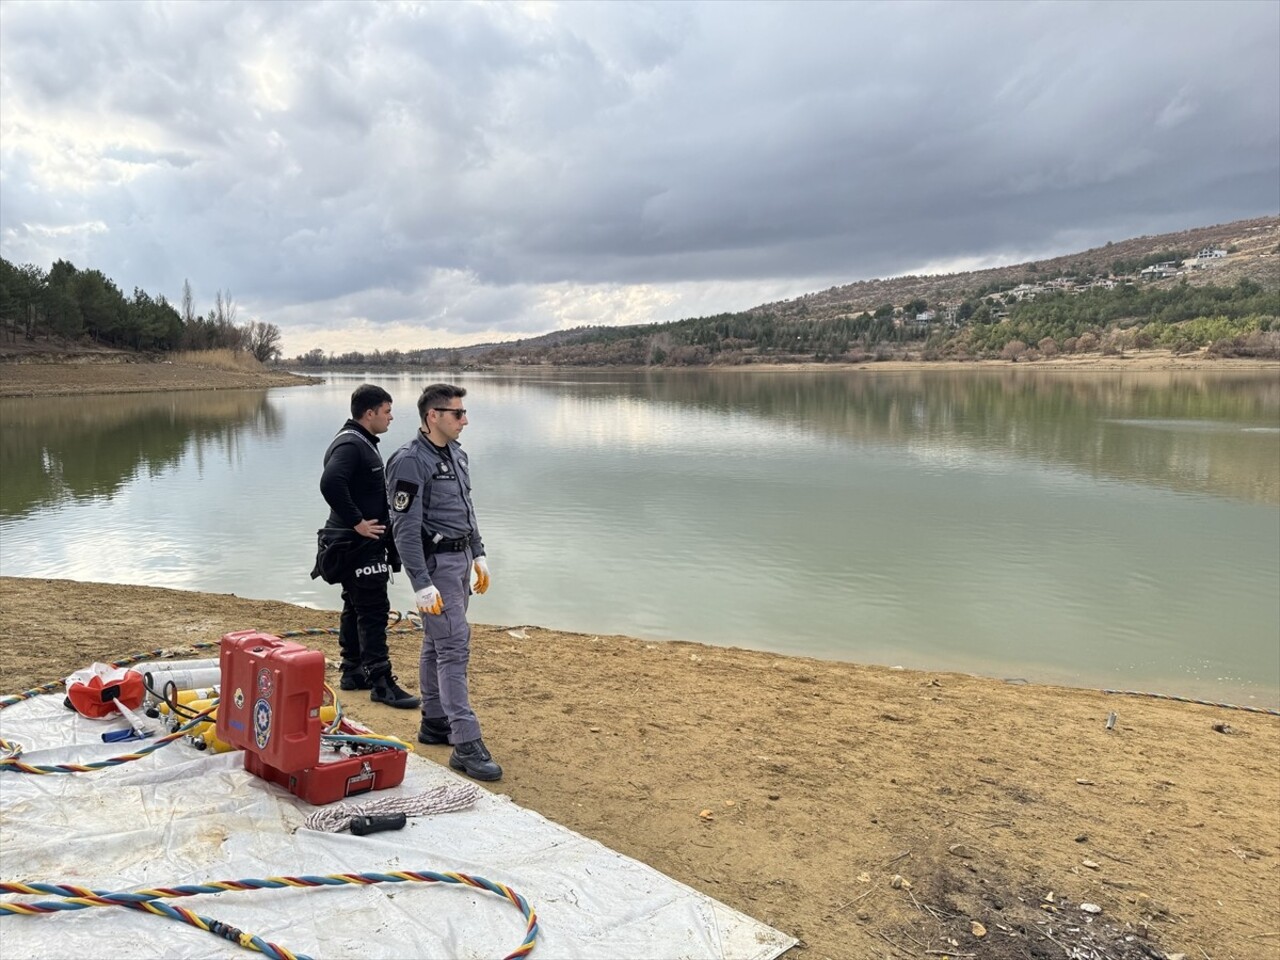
[1,577,1275,959]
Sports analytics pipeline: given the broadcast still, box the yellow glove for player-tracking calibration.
[415,585,444,616]
[472,556,491,595]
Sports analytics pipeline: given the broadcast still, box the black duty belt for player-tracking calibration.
[431,534,472,552]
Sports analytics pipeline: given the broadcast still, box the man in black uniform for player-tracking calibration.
[316,384,419,709]
[386,383,500,780]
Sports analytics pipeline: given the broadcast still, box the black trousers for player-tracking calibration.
[338,561,391,677]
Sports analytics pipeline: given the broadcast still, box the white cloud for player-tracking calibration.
[1,0,1276,355]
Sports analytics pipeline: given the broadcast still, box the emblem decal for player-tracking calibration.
[392,480,418,512]
[253,698,272,749]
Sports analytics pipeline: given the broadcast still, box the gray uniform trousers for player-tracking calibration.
[420,549,481,744]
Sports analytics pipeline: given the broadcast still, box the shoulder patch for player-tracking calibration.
[392,479,419,513]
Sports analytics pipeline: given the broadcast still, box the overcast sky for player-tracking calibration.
[1,1,1277,356]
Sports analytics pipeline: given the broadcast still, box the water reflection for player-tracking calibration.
[0,391,284,518]
[494,368,1280,504]
[0,369,1275,706]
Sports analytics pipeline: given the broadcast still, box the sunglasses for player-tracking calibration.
[432,407,467,418]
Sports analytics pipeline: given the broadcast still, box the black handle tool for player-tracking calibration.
[349,813,407,836]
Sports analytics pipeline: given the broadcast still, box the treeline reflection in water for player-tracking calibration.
[0,390,284,518]
[493,367,1280,505]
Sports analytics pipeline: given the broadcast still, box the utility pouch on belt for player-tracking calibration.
[311,527,355,584]
[313,528,391,584]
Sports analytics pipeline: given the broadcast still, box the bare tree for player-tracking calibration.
[244,320,283,363]
[213,290,244,350]
[1000,339,1028,362]
[181,279,195,325]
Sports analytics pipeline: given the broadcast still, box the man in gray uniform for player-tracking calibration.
[385,383,500,781]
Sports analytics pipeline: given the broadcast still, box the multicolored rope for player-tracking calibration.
[0,870,539,959]
[1102,689,1280,716]
[0,705,217,774]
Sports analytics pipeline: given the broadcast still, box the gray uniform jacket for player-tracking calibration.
[385,431,485,592]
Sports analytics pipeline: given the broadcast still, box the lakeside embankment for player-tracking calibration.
[0,355,319,397]
[1,576,1276,959]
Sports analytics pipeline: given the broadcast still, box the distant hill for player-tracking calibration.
[304,214,1280,367]
[757,214,1279,321]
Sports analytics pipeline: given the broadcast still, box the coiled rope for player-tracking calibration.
[302,782,482,832]
[0,869,539,960]
[1102,689,1280,716]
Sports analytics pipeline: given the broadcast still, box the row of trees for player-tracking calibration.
[0,258,283,362]
[462,279,1279,366]
[291,276,1278,369]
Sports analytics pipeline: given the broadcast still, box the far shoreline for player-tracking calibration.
[297,348,1280,377]
[2,348,1275,400]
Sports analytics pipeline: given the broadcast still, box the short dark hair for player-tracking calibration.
[351,384,393,420]
[417,383,466,423]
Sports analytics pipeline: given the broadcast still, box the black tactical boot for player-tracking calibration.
[418,715,451,745]
[449,738,502,781]
[339,662,370,691]
[368,669,421,710]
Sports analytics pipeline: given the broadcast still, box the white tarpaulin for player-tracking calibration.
[0,695,795,959]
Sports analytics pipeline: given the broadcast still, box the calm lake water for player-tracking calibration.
[2,367,1277,707]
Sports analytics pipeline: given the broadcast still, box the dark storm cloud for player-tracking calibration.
[1,0,1275,350]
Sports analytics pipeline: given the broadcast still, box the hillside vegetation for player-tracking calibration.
[0,260,284,364]
[298,215,1279,368]
[4,217,1277,369]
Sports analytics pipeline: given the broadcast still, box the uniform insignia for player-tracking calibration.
[392,480,418,513]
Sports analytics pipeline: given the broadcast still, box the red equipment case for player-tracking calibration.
[244,747,407,805]
[216,630,324,774]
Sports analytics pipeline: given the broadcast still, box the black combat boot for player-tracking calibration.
[339,662,370,691]
[418,715,451,745]
[367,666,421,710]
[449,738,502,781]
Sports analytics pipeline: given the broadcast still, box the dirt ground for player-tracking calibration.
[0,356,318,397]
[1,577,1276,960]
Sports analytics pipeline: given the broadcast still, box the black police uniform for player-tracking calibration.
[317,419,398,687]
